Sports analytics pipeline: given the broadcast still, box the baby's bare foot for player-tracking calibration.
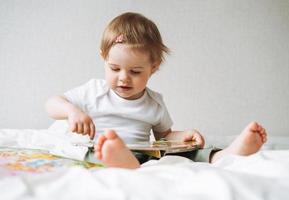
[94,130,140,169]
[226,121,267,155]
[211,122,267,163]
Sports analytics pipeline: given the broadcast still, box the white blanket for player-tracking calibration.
[0,129,289,200]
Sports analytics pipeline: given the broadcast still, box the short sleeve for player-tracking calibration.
[153,108,173,133]
[152,97,173,133]
[63,79,107,112]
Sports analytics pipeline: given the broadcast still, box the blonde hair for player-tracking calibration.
[100,12,169,65]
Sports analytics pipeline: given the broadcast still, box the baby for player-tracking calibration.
[45,12,267,168]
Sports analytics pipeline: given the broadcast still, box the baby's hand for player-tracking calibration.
[182,129,205,148]
[68,107,95,139]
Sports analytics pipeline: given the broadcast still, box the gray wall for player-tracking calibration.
[1,0,289,137]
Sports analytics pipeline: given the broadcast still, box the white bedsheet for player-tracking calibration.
[0,129,289,200]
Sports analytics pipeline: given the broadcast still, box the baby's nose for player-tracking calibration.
[119,71,130,82]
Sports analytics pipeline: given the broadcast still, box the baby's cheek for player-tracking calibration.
[105,75,115,86]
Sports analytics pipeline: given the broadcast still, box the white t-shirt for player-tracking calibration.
[64,79,173,143]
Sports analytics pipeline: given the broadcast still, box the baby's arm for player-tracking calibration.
[45,95,76,119]
[153,129,205,148]
[45,95,95,139]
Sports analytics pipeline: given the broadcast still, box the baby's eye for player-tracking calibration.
[110,67,120,72]
[130,70,141,75]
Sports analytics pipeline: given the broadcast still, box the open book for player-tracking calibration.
[0,147,103,177]
[127,140,201,158]
[72,139,201,158]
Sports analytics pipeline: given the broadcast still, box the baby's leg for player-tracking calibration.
[94,130,140,169]
[210,122,267,163]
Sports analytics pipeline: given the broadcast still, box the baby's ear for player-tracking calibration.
[99,49,104,59]
[151,61,161,74]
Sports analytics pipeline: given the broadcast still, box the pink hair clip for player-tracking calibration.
[114,34,124,43]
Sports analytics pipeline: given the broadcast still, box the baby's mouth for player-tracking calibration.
[118,86,132,91]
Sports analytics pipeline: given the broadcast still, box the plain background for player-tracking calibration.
[1,0,288,138]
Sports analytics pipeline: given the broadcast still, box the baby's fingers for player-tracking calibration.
[69,123,77,132]
[89,123,95,139]
[83,124,90,136]
[193,134,205,148]
[77,123,84,135]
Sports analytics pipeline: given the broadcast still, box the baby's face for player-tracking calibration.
[104,44,158,100]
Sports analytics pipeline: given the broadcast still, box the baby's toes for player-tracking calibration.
[249,121,259,132]
[260,132,267,143]
[261,128,268,138]
[94,144,101,151]
[97,134,107,146]
[256,124,264,132]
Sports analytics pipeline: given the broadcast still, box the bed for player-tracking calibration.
[0,128,289,200]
